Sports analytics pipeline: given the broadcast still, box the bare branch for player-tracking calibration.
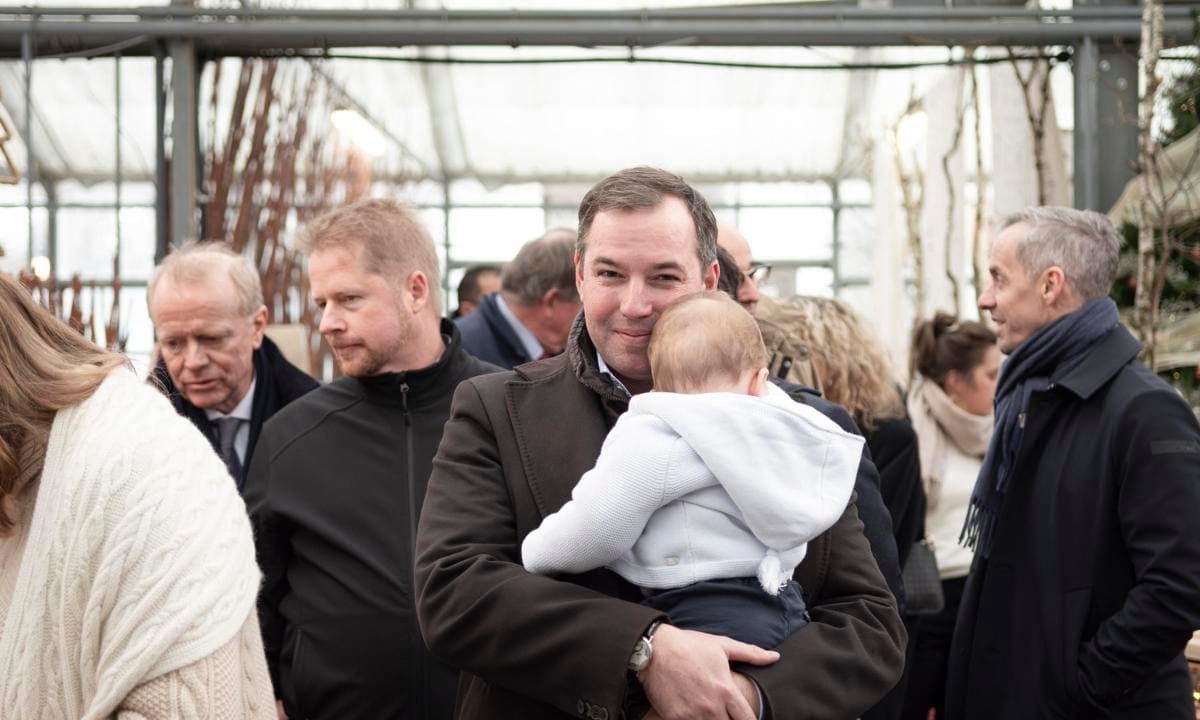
[942,65,970,315]
[891,91,926,318]
[1007,47,1050,205]
[970,59,987,319]
[1135,0,1164,366]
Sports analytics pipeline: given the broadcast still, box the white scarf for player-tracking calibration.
[907,375,994,511]
[0,370,260,719]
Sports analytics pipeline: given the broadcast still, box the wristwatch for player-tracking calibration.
[628,621,663,673]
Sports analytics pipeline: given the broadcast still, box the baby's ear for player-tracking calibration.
[750,367,770,397]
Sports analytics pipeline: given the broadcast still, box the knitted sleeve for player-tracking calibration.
[115,612,276,720]
[521,414,678,576]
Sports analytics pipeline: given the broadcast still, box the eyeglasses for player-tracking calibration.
[746,263,772,284]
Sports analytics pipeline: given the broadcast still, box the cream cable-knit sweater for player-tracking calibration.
[522,385,864,594]
[0,369,270,719]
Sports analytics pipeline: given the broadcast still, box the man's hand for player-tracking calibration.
[644,673,762,720]
[275,699,288,720]
[637,624,778,720]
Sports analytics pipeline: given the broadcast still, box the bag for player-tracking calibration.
[902,538,945,616]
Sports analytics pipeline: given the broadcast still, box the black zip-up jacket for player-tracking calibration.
[772,378,905,613]
[244,322,499,720]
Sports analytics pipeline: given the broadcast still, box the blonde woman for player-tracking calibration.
[900,312,998,720]
[758,295,922,720]
[0,273,274,719]
[760,295,922,566]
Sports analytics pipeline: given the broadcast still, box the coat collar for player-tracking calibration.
[474,292,534,365]
[1054,323,1142,400]
[350,319,469,407]
[503,313,624,516]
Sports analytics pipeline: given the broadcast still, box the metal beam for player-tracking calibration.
[169,37,196,245]
[154,43,168,262]
[1091,43,1139,212]
[1073,37,1101,211]
[0,8,1196,56]
[115,51,122,270]
[22,29,33,262]
[2,6,1192,20]
[44,180,56,272]
[1071,0,1141,213]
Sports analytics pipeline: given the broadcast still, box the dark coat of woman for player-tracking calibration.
[946,325,1200,719]
[865,417,925,573]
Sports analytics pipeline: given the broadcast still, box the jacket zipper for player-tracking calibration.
[399,382,426,720]
[401,382,415,552]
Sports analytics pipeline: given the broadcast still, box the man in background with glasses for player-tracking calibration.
[717,223,770,313]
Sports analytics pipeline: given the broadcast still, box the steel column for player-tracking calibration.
[1072,0,1141,213]
[115,51,123,269]
[154,42,169,262]
[1074,37,1101,211]
[169,37,197,245]
[21,29,33,263]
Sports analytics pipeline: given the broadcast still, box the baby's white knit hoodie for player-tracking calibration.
[521,384,864,595]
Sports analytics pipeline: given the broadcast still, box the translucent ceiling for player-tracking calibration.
[0,0,1055,186]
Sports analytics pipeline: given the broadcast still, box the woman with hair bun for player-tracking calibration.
[901,312,999,720]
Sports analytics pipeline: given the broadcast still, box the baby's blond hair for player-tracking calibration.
[649,291,768,394]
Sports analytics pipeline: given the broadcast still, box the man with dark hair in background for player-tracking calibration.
[452,265,502,318]
[416,167,904,720]
[716,223,769,314]
[456,232,581,369]
[718,234,912,720]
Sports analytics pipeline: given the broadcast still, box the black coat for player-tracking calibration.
[863,416,924,720]
[151,335,318,489]
[244,323,499,720]
[773,378,907,614]
[455,292,535,369]
[946,325,1200,719]
[414,324,905,720]
[866,417,925,572]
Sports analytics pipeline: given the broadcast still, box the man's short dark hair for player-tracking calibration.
[502,234,579,305]
[576,166,718,272]
[457,265,503,307]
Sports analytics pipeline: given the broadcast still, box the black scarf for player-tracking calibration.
[961,298,1120,557]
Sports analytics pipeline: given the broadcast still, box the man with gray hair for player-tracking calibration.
[456,230,581,369]
[946,207,1200,719]
[148,241,317,489]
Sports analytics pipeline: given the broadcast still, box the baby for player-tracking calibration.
[521,291,863,649]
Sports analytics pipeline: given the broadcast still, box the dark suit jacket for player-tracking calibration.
[772,378,906,613]
[415,318,906,720]
[152,335,319,489]
[455,292,535,370]
[946,325,1200,719]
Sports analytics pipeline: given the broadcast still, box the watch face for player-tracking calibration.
[629,638,652,672]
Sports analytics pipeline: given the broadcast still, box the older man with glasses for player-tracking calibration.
[717,223,770,314]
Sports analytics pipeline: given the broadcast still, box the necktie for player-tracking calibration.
[215,417,244,482]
